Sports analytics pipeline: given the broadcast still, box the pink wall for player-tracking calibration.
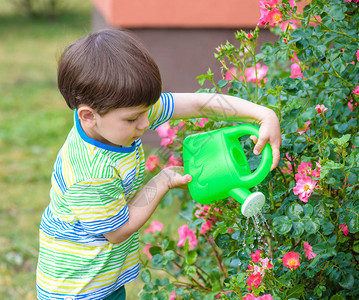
[91,0,262,28]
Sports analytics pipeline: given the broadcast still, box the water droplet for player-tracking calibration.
[257,210,274,237]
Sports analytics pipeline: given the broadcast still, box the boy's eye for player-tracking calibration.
[128,118,138,123]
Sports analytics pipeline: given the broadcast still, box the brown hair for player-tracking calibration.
[57,29,162,115]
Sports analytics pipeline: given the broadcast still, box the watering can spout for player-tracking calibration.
[229,187,265,218]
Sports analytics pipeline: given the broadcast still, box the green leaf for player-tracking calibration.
[320,161,342,179]
[330,134,351,147]
[286,203,304,219]
[347,172,358,185]
[155,278,169,286]
[353,241,359,253]
[293,142,307,153]
[152,254,163,265]
[329,268,342,282]
[285,283,305,299]
[303,204,314,218]
[346,206,359,233]
[215,234,232,249]
[161,238,170,251]
[149,246,162,256]
[353,134,359,147]
[163,250,176,261]
[185,250,198,265]
[325,4,345,21]
[143,282,158,292]
[232,81,243,90]
[188,218,204,230]
[330,295,345,300]
[339,273,354,289]
[141,269,152,284]
[140,293,155,300]
[184,265,197,277]
[217,80,228,88]
[321,219,335,235]
[156,290,169,300]
[273,184,288,199]
[304,218,321,234]
[273,216,292,234]
[290,221,305,237]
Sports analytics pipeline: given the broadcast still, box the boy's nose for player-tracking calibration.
[137,115,150,130]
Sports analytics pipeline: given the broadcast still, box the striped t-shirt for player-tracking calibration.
[36,93,174,300]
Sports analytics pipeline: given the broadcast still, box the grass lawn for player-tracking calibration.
[0,1,185,298]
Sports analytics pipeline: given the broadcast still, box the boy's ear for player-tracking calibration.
[78,106,97,128]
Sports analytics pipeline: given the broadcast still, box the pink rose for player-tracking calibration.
[200,220,212,234]
[247,272,262,290]
[267,8,283,26]
[177,224,198,249]
[283,251,301,270]
[315,104,328,114]
[340,224,349,235]
[293,175,317,203]
[145,155,160,171]
[225,67,238,80]
[279,19,298,31]
[258,3,270,26]
[156,121,171,137]
[296,120,311,135]
[258,295,274,300]
[216,290,232,299]
[289,0,296,7]
[195,118,209,128]
[163,152,183,169]
[304,242,317,259]
[244,63,268,83]
[143,244,153,259]
[296,161,313,179]
[144,221,164,233]
[243,293,257,300]
[250,249,263,263]
[290,63,303,78]
[263,0,279,7]
[169,290,176,300]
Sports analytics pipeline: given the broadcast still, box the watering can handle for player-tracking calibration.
[228,124,273,187]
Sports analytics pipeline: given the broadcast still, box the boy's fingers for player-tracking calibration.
[250,135,258,144]
[270,148,281,171]
[253,137,267,155]
[253,135,281,171]
[169,174,192,189]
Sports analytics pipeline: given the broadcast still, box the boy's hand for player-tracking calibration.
[157,166,192,190]
[251,110,281,171]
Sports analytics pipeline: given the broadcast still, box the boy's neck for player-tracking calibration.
[79,119,123,148]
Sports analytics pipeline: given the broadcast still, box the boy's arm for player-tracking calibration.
[171,93,281,170]
[103,167,191,244]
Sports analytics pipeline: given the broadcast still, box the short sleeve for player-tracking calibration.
[65,178,128,236]
[148,92,174,130]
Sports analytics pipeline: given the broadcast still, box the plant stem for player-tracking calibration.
[204,234,228,278]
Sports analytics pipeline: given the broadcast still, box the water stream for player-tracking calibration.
[241,210,274,253]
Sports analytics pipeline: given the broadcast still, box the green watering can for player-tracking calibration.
[183,124,272,218]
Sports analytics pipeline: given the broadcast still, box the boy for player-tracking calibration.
[36,29,281,300]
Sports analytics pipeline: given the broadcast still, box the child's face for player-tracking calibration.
[92,105,151,147]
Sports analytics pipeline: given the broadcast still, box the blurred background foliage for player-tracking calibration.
[1,1,91,298]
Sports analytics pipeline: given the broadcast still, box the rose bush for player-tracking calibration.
[139,0,359,299]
